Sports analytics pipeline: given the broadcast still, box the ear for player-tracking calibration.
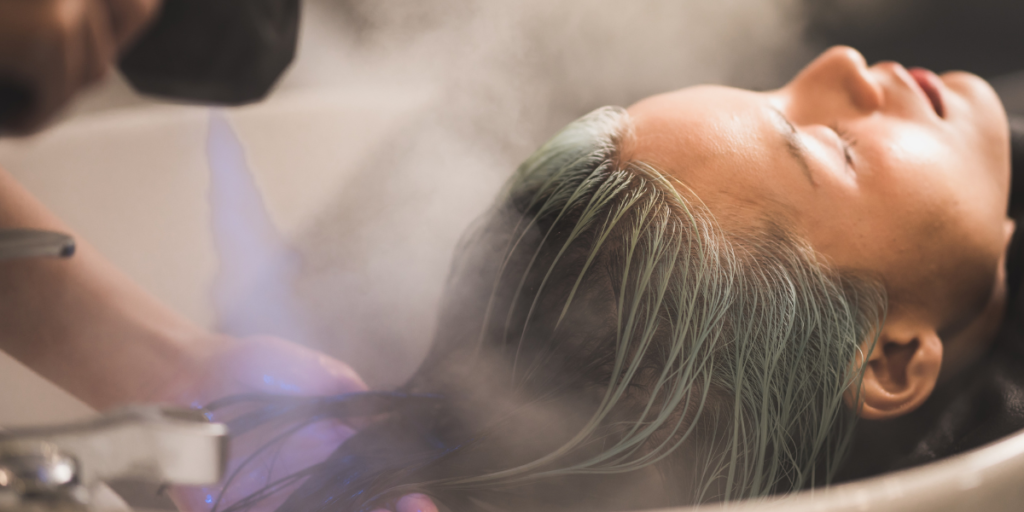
[847,321,943,420]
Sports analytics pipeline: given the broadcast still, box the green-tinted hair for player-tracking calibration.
[216,106,884,511]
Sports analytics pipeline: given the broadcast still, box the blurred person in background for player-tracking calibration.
[0,0,162,133]
[0,1,433,511]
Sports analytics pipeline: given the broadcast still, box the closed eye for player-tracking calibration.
[830,122,857,168]
[768,106,815,186]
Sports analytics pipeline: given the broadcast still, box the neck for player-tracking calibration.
[939,271,1007,380]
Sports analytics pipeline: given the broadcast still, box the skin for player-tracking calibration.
[625,46,1014,419]
[182,47,997,507]
[0,3,439,509]
[0,171,440,512]
[0,166,439,512]
[0,44,1006,510]
[0,0,163,134]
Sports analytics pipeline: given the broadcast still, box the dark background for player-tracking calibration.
[805,0,1024,79]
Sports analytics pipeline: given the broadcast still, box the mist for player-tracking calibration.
[213,0,818,389]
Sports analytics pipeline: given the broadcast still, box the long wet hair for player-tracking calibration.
[211,107,885,512]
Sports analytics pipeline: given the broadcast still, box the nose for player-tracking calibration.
[781,46,883,122]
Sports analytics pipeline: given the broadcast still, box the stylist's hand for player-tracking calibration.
[0,0,162,133]
[165,335,438,512]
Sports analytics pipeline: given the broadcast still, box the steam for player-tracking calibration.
[203,3,820,506]
[212,0,817,388]
[207,111,312,346]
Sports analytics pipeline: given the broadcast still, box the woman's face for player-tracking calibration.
[625,46,1012,356]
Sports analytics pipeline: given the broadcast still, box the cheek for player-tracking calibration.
[801,129,964,265]
[872,125,947,177]
[867,116,1009,221]
[943,72,1010,162]
[860,130,1006,303]
[864,132,994,249]
[858,122,995,221]
[832,126,948,236]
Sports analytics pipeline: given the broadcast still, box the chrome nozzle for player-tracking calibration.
[0,229,75,261]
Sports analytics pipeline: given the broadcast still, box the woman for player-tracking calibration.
[200,45,1016,511]
[0,45,1014,512]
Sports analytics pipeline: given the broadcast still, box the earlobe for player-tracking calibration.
[847,326,943,420]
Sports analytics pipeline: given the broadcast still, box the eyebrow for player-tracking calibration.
[767,107,816,186]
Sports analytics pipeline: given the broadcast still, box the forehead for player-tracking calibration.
[624,85,799,224]
[626,86,760,161]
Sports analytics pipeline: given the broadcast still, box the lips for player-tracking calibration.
[908,67,945,118]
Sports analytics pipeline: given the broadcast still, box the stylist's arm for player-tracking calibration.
[0,165,439,512]
[0,163,356,503]
[0,0,161,134]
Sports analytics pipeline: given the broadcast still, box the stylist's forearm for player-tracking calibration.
[0,167,209,410]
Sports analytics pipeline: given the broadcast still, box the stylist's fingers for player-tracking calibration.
[164,335,369,512]
[8,0,97,131]
[34,0,115,124]
[396,494,440,512]
[367,494,439,512]
[82,0,118,84]
[0,0,160,134]
[99,0,161,48]
[0,0,108,133]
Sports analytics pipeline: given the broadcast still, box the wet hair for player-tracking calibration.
[211,107,885,512]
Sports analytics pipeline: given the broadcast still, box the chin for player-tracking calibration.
[942,71,1010,165]
[942,71,1009,127]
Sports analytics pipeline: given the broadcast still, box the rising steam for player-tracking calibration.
[207,0,817,388]
[207,111,313,347]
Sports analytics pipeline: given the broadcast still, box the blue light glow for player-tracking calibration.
[207,111,314,347]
